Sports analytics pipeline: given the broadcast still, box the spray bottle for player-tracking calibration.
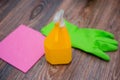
[44,10,72,64]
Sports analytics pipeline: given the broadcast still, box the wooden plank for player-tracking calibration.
[0,0,20,22]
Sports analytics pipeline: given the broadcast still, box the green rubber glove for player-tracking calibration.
[41,20,118,61]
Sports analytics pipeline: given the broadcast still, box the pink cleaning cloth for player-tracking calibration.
[0,24,45,73]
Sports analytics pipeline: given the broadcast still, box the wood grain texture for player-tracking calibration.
[0,0,120,80]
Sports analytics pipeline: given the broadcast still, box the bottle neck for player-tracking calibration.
[55,22,65,28]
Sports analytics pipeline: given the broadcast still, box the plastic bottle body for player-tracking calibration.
[44,23,72,65]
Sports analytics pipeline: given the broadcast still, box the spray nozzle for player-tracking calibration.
[53,9,65,27]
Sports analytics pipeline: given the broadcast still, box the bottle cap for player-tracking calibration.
[53,9,65,27]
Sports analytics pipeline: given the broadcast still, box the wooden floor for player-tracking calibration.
[0,0,120,80]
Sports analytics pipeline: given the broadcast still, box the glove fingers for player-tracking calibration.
[96,37,118,45]
[95,30,114,39]
[92,48,110,61]
[95,40,118,52]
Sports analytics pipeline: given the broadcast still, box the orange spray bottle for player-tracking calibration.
[44,10,72,65]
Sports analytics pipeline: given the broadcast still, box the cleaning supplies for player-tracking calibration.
[41,20,118,61]
[44,10,72,64]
